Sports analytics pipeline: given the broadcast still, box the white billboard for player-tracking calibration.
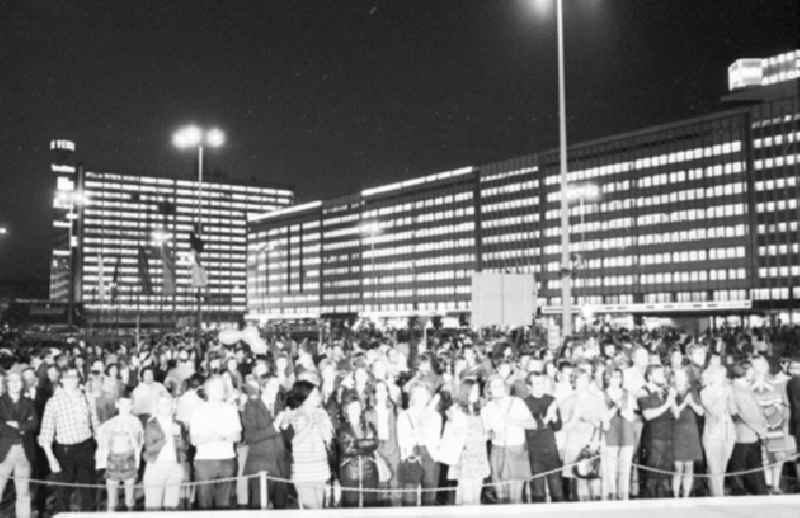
[471,271,537,329]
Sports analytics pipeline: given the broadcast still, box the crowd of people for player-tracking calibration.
[0,322,798,516]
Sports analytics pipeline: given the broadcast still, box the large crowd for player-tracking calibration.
[0,323,799,516]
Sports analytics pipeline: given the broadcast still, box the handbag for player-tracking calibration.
[374,451,392,483]
[397,413,425,484]
[572,427,601,479]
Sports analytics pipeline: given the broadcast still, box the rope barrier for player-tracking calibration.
[633,452,800,478]
[8,452,799,492]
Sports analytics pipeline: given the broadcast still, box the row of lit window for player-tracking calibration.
[83,208,245,222]
[635,162,743,188]
[601,180,630,194]
[86,304,246,312]
[544,141,743,186]
[483,249,539,262]
[759,243,800,256]
[482,197,539,214]
[481,214,539,229]
[483,231,539,245]
[322,212,360,227]
[84,238,246,249]
[635,224,747,246]
[480,179,539,198]
[563,217,633,236]
[362,240,474,259]
[753,154,799,170]
[754,177,800,192]
[85,172,292,195]
[759,266,800,278]
[753,131,800,149]
[752,288,796,300]
[637,182,746,208]
[545,203,598,220]
[757,199,800,213]
[640,269,746,284]
[636,204,747,226]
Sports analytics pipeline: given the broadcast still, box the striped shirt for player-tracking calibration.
[38,388,98,447]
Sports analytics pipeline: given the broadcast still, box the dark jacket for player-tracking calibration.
[0,394,39,462]
[523,394,562,469]
[242,398,288,476]
[787,376,800,438]
[143,416,187,464]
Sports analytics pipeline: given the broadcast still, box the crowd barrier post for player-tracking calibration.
[259,471,268,510]
[358,456,364,508]
[416,484,422,506]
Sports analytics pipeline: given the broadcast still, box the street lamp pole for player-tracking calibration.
[556,0,572,340]
[172,125,224,341]
[195,144,204,336]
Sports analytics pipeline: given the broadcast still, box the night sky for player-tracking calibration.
[0,0,797,284]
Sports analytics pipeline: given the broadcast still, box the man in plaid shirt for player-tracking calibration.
[38,367,99,512]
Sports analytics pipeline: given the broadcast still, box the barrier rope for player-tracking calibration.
[633,452,800,478]
[8,452,799,491]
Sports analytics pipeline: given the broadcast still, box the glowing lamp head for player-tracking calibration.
[172,125,203,149]
[205,128,225,148]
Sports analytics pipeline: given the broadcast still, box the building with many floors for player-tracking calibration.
[246,50,799,327]
[48,142,293,326]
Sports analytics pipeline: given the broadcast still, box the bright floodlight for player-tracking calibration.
[172,125,203,149]
[0,226,7,235]
[206,128,225,148]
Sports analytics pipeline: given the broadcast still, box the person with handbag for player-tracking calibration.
[728,361,769,495]
[481,375,537,504]
[561,366,604,501]
[396,382,442,506]
[751,356,795,493]
[521,369,563,502]
[142,394,188,511]
[443,377,489,505]
[370,380,401,506]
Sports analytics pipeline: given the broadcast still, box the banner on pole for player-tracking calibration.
[138,246,153,295]
[161,243,177,296]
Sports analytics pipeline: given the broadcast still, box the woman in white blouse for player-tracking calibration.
[700,364,736,496]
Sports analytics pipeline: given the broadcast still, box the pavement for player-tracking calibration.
[57,494,800,518]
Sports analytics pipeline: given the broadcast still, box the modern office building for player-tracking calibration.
[48,141,294,326]
[247,50,799,327]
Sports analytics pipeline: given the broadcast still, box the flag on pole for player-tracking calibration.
[111,256,121,302]
[161,243,177,296]
[190,250,208,289]
[97,251,107,303]
[138,246,153,295]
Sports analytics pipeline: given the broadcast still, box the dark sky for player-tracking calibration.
[0,0,797,284]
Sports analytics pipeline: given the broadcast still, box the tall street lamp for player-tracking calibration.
[532,0,573,339]
[555,0,572,341]
[172,125,225,334]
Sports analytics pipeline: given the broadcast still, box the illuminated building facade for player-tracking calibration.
[49,139,80,303]
[48,143,293,326]
[248,51,799,326]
